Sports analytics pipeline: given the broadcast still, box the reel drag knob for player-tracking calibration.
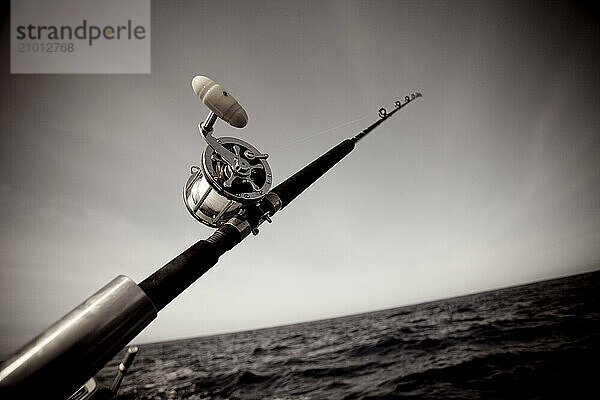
[191,75,248,128]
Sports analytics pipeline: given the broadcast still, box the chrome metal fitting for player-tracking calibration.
[224,215,252,239]
[262,192,283,214]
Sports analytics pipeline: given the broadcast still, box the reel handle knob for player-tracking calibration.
[191,75,248,128]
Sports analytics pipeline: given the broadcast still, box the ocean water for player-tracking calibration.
[97,271,599,399]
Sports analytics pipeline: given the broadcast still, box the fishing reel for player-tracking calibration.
[184,76,272,227]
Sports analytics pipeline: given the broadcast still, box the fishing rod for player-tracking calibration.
[0,76,422,399]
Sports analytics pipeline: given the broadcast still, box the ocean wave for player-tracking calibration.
[93,271,600,400]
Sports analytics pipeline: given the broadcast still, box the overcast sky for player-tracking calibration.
[1,0,599,357]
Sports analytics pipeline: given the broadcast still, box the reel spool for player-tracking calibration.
[184,76,272,227]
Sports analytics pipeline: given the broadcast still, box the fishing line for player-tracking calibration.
[272,114,373,151]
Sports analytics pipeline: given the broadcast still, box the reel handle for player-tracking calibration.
[191,75,248,128]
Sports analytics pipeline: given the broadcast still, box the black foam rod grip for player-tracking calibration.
[271,138,356,209]
[138,225,242,311]
[138,241,219,312]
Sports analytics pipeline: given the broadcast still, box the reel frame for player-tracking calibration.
[183,135,272,228]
